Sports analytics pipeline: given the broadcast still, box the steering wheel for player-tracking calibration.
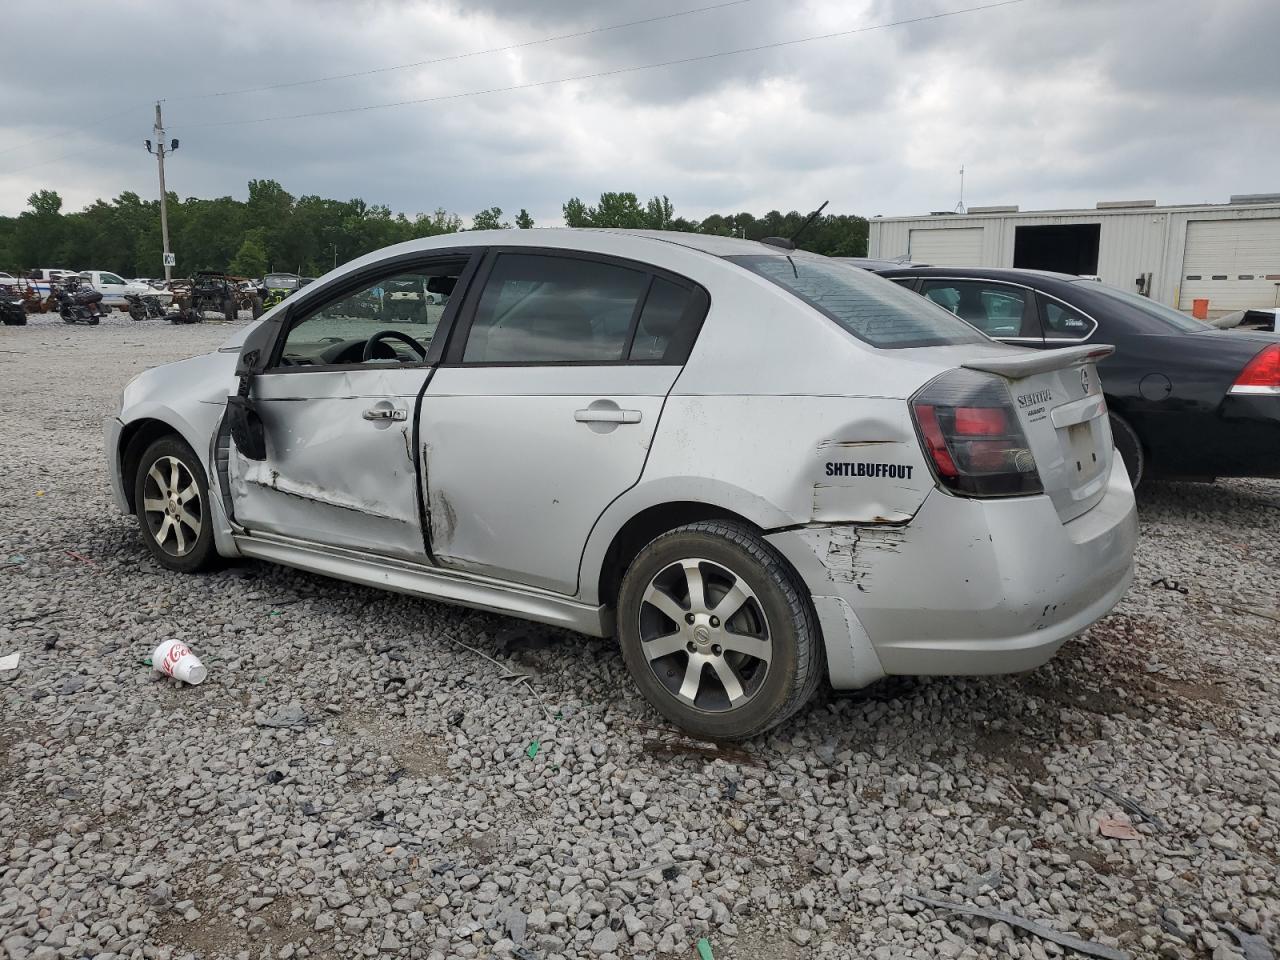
[362,329,428,362]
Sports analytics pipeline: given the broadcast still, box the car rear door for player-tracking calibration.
[226,253,477,561]
[421,249,708,595]
[917,277,1041,343]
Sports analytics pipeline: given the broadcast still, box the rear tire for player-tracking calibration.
[250,296,263,319]
[617,520,824,740]
[1110,412,1145,489]
[133,436,220,573]
[223,298,236,322]
[129,303,146,321]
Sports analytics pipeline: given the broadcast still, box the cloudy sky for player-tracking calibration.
[1,0,1276,223]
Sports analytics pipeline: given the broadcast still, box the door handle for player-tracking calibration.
[362,407,407,421]
[575,408,642,424]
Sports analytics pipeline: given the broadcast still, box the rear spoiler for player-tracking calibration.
[962,344,1114,379]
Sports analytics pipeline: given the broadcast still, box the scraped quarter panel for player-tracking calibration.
[643,396,933,526]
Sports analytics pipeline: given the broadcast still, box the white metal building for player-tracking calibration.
[867,196,1280,316]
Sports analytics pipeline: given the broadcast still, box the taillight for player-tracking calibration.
[1230,344,1280,395]
[911,369,1043,497]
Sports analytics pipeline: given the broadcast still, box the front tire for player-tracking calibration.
[129,302,146,321]
[133,436,219,573]
[617,521,824,740]
[1110,412,1145,489]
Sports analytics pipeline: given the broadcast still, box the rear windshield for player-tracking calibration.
[728,255,987,348]
[265,274,300,289]
[1084,281,1211,332]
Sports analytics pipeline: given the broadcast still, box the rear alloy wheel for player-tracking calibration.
[133,436,219,573]
[618,521,823,740]
[1110,412,1145,489]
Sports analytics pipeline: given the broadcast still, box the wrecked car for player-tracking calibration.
[104,230,1137,739]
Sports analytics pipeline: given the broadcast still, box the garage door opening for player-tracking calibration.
[1013,224,1100,275]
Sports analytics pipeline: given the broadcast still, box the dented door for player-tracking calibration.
[420,365,677,594]
[227,367,430,560]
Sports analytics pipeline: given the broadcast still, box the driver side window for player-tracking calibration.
[275,262,464,368]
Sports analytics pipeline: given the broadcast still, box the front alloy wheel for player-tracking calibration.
[133,436,218,573]
[618,521,823,740]
[141,455,202,557]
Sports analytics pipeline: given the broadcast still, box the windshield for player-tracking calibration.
[265,274,300,289]
[1085,281,1211,332]
[728,255,987,348]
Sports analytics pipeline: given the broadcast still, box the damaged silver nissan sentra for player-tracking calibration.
[105,229,1137,739]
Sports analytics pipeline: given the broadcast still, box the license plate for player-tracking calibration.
[1067,420,1104,482]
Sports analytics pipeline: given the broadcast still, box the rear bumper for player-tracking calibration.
[767,457,1136,687]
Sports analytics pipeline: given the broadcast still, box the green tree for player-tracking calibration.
[28,190,63,217]
[562,197,590,228]
[229,230,269,277]
[471,206,510,230]
[515,208,535,229]
[413,208,463,237]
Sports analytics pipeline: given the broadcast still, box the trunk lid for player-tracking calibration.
[963,345,1117,523]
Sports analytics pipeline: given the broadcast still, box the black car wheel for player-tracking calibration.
[1110,412,1145,489]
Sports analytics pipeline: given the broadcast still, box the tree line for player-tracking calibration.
[0,182,868,279]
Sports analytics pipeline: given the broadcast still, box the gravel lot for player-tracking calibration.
[2,311,1278,960]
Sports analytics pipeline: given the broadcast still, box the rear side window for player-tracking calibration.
[728,255,986,348]
[919,279,1032,338]
[462,254,704,364]
[1038,296,1096,340]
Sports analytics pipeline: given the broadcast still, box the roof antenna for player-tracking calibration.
[761,200,828,250]
[954,165,966,214]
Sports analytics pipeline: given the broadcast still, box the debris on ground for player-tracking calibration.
[905,893,1131,960]
[0,652,19,672]
[1091,784,1168,831]
[1150,576,1189,594]
[525,739,540,759]
[151,638,208,685]
[1098,815,1143,841]
[1224,925,1276,960]
[696,937,714,959]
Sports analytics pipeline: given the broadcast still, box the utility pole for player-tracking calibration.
[144,102,179,281]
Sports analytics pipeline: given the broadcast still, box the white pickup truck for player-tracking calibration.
[78,270,173,311]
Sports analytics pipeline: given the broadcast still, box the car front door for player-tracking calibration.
[226,253,477,561]
[97,271,129,306]
[421,249,708,595]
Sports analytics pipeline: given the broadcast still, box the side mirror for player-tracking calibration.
[235,311,287,377]
[226,396,267,461]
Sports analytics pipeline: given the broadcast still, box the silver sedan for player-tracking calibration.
[106,229,1137,738]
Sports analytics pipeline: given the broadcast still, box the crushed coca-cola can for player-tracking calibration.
[152,639,208,685]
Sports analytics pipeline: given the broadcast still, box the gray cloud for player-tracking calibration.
[1,0,1277,224]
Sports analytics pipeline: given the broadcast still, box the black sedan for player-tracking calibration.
[876,267,1280,487]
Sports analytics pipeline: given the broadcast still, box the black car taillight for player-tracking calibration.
[910,368,1042,497]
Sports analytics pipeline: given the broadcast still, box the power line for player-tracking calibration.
[182,0,1033,129]
[0,140,118,178]
[0,103,145,159]
[167,0,759,102]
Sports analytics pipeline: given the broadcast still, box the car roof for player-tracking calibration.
[368,227,822,260]
[875,265,1085,284]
